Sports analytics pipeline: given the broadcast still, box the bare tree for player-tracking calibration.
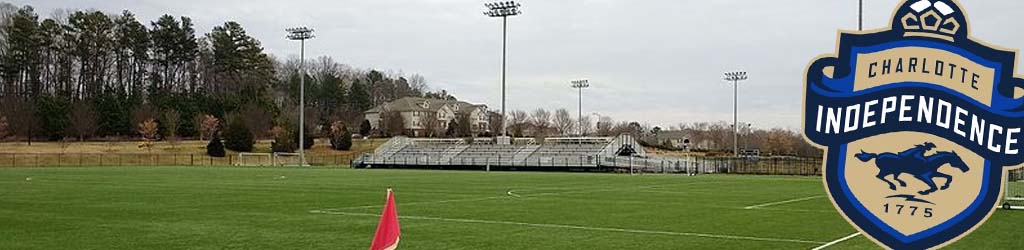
[509,110,528,137]
[382,110,405,137]
[130,105,157,130]
[6,100,41,145]
[408,74,428,96]
[137,119,159,152]
[596,116,613,136]
[242,105,273,139]
[421,112,440,138]
[59,137,71,153]
[766,128,797,156]
[199,114,220,141]
[553,108,575,136]
[68,104,99,142]
[487,110,503,136]
[530,108,552,137]
[611,121,632,136]
[579,116,594,136]
[0,116,7,140]
[163,110,181,149]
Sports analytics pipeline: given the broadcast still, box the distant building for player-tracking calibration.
[647,130,692,150]
[364,97,489,137]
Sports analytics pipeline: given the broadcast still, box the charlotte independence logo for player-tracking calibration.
[802,1,1024,249]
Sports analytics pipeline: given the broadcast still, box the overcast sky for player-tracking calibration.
[15,0,1024,130]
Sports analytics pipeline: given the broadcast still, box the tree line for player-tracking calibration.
[0,3,820,157]
[0,3,454,151]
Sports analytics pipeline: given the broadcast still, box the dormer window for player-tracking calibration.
[418,101,429,109]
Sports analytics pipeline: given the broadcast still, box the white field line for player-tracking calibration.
[310,210,827,245]
[810,232,861,250]
[752,207,837,213]
[321,181,722,211]
[744,196,825,210]
[322,196,508,211]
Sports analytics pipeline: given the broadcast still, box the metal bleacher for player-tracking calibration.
[353,134,693,171]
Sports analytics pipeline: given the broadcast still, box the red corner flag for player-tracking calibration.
[369,188,400,250]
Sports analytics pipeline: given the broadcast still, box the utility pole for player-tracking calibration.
[723,71,748,157]
[287,27,314,166]
[571,79,590,137]
[484,1,522,140]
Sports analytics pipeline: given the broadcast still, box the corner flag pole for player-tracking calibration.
[370,187,400,250]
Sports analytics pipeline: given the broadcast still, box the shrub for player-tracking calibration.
[207,134,226,157]
[223,116,255,152]
[272,125,298,153]
[359,120,372,137]
[330,121,353,151]
[298,125,314,150]
[271,125,313,152]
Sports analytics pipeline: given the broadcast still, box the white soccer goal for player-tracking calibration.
[273,152,306,167]
[237,153,274,167]
[1004,169,1024,210]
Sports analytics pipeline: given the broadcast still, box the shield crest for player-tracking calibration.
[802,1,1024,249]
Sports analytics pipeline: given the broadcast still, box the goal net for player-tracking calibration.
[273,152,305,167]
[1005,169,1024,210]
[237,153,273,167]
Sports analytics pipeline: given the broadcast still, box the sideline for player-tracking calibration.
[810,232,861,250]
[744,195,825,210]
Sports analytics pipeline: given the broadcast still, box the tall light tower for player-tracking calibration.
[724,71,748,156]
[287,27,314,166]
[859,0,863,31]
[571,79,590,137]
[484,1,522,140]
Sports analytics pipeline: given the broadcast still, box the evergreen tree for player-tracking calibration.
[349,80,371,114]
[206,134,226,157]
[330,121,353,151]
[35,94,70,140]
[223,116,254,152]
[359,120,372,137]
[2,6,42,97]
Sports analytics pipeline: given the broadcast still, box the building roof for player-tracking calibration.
[654,130,689,140]
[365,97,486,115]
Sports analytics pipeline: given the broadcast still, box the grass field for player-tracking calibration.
[0,167,1021,249]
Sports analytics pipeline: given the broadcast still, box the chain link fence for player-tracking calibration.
[354,154,824,176]
[0,153,357,168]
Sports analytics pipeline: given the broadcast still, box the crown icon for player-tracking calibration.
[899,0,963,41]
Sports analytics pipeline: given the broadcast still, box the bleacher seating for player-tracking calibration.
[355,135,684,170]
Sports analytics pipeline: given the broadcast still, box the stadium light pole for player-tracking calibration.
[859,0,863,31]
[287,27,314,166]
[484,1,522,139]
[724,71,748,157]
[571,79,590,137]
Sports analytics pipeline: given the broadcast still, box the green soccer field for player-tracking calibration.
[0,167,1020,249]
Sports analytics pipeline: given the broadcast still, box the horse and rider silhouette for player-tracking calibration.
[855,142,970,196]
